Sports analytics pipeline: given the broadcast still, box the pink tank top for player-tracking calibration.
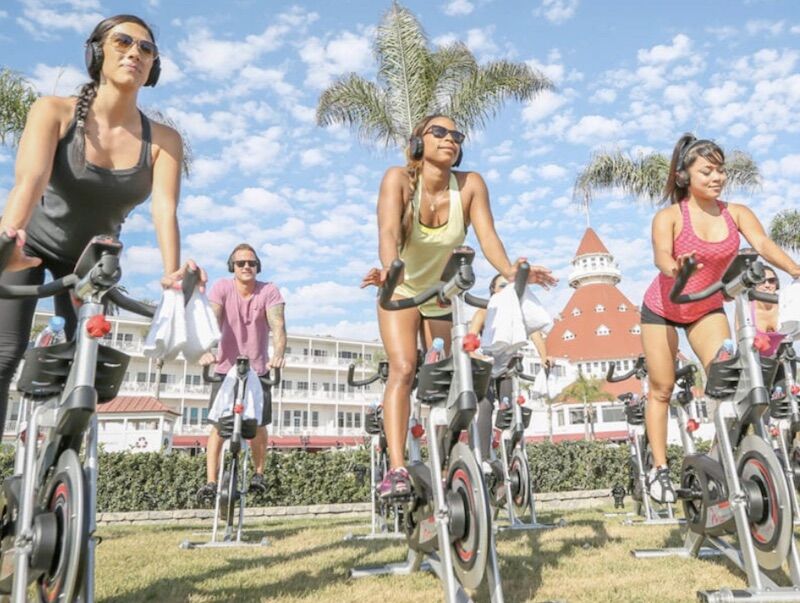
[751,302,785,357]
[643,200,740,324]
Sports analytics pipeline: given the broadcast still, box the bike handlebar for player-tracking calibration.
[0,273,79,300]
[0,233,15,273]
[606,355,646,382]
[202,364,281,387]
[105,288,156,318]
[669,256,779,305]
[347,364,382,387]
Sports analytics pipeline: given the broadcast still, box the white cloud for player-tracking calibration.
[761,154,800,179]
[748,133,776,153]
[185,156,230,188]
[637,34,692,65]
[224,127,284,173]
[745,20,785,36]
[233,187,290,214]
[164,108,248,141]
[156,55,184,86]
[27,63,86,96]
[534,0,578,24]
[521,90,567,123]
[509,165,533,183]
[703,81,743,106]
[299,31,373,89]
[17,0,103,39]
[464,27,499,59]
[443,0,474,16]
[565,115,623,146]
[123,245,163,275]
[284,281,372,320]
[590,88,616,104]
[538,164,567,180]
[262,217,306,240]
[300,148,328,168]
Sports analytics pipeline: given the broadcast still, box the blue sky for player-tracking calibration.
[1,0,798,341]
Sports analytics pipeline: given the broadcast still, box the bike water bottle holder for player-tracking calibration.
[364,411,383,436]
[217,415,258,440]
[16,341,129,402]
[625,399,646,425]
[415,356,493,405]
[520,405,533,428]
[705,352,741,399]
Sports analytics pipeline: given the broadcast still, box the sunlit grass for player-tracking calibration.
[95,507,769,602]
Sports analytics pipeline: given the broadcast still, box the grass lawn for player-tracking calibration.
[95,506,776,602]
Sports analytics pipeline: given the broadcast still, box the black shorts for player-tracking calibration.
[640,302,725,329]
[209,379,272,426]
[420,312,452,322]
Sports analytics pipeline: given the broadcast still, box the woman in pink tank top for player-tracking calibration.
[640,134,800,505]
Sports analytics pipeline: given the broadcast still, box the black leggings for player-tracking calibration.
[0,249,77,439]
[477,377,513,459]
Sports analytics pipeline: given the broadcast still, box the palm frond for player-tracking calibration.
[574,152,668,204]
[725,151,761,193]
[316,74,395,146]
[446,61,552,135]
[143,108,193,176]
[0,68,38,146]
[769,209,800,252]
[375,1,435,136]
[575,149,761,206]
[429,42,478,113]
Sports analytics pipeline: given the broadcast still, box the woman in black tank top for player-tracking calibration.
[0,15,202,438]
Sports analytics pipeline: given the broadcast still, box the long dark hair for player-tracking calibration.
[400,114,455,250]
[72,15,157,170]
[663,133,725,205]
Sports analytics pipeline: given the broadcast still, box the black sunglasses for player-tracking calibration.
[233,260,258,268]
[424,125,465,144]
[763,277,778,285]
[109,32,159,59]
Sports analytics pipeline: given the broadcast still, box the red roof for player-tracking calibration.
[575,228,610,256]
[99,396,180,416]
[547,283,643,362]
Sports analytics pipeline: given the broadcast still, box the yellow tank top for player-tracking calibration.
[395,173,466,317]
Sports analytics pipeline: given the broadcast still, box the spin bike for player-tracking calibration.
[765,337,800,524]
[633,253,800,602]
[181,358,279,549]
[350,247,505,603]
[0,234,157,603]
[606,355,699,525]
[485,349,556,531]
[343,359,407,541]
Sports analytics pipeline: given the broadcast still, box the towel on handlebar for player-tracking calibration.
[482,285,553,377]
[143,287,220,362]
[779,278,800,340]
[208,366,263,423]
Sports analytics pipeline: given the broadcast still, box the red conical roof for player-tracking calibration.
[575,228,610,257]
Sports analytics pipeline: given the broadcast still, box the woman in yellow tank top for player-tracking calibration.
[361,115,558,498]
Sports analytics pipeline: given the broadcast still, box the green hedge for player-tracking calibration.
[0,440,706,512]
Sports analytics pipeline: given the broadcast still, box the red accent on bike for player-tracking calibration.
[753,333,770,353]
[792,385,800,396]
[86,314,111,338]
[770,425,780,438]
[233,404,244,414]
[462,333,480,352]
[410,423,425,439]
[686,419,700,433]
[517,395,526,405]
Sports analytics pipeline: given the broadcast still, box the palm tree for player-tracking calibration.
[769,209,800,252]
[556,372,610,441]
[316,1,552,146]
[574,149,761,206]
[0,68,37,145]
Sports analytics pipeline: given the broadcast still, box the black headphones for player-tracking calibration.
[675,138,713,188]
[84,38,161,87]
[227,247,262,273]
[408,132,463,167]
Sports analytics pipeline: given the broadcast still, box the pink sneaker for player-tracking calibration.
[377,467,412,499]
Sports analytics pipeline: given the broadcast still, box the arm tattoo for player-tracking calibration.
[267,303,286,358]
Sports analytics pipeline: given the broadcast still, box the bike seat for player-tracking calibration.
[16,342,129,402]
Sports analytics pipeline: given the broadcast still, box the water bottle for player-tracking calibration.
[425,337,445,364]
[771,385,785,401]
[499,395,511,412]
[713,339,735,362]
[34,316,66,347]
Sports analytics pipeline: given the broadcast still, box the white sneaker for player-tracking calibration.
[647,466,676,503]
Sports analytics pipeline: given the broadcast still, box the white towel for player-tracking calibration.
[779,278,800,340]
[143,284,220,361]
[183,289,221,363]
[142,289,186,361]
[482,286,529,377]
[521,288,553,335]
[208,366,263,423]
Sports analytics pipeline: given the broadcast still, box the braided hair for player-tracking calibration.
[400,114,452,250]
[72,14,157,171]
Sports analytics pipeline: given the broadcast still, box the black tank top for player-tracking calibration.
[26,110,154,263]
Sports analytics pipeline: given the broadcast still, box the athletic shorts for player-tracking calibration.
[209,379,272,426]
[640,302,725,330]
